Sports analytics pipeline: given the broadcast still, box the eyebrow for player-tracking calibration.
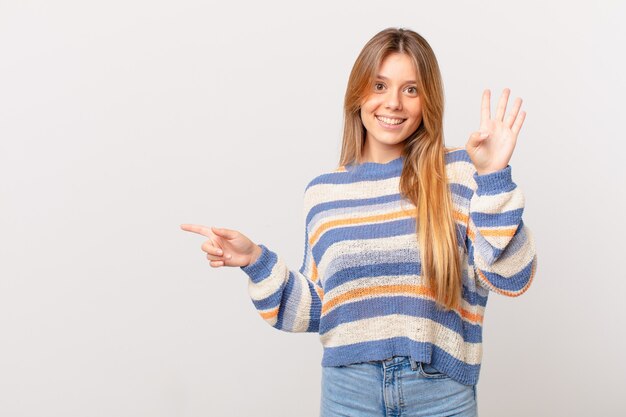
[376,74,417,84]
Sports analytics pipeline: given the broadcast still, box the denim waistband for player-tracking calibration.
[377,355,419,371]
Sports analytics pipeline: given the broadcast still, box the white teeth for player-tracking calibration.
[376,116,405,125]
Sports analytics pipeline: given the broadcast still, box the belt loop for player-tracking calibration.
[409,357,418,371]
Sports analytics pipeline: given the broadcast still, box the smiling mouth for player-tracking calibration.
[376,115,406,125]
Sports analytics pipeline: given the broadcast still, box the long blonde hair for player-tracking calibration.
[339,27,462,311]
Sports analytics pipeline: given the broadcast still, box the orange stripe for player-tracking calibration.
[460,309,483,324]
[315,285,324,300]
[477,227,517,237]
[322,284,434,314]
[310,208,417,244]
[321,284,483,324]
[453,210,468,224]
[260,288,326,321]
[310,208,468,246]
[260,307,279,320]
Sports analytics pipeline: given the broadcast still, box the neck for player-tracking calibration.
[360,150,404,164]
[360,139,405,164]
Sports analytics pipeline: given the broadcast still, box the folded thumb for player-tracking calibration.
[469,131,489,147]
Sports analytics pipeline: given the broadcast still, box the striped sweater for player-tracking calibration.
[240,147,537,386]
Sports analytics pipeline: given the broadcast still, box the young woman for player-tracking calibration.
[181,27,537,417]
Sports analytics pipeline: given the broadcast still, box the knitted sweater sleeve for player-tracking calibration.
[239,189,323,332]
[466,164,538,296]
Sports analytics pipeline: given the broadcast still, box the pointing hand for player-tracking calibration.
[180,224,262,268]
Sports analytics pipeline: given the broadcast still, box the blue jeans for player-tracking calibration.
[320,356,477,417]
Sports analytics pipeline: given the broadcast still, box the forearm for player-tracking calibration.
[467,165,538,296]
[241,244,322,332]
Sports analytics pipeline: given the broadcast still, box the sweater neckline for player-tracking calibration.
[346,155,405,175]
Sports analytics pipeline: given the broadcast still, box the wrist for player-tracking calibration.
[473,165,515,196]
[475,165,506,176]
[248,244,263,266]
[240,244,274,283]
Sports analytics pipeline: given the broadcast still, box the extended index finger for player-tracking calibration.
[180,224,212,237]
[481,89,491,127]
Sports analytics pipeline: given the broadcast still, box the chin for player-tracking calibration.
[380,132,409,142]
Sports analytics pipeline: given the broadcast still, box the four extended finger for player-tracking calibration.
[481,89,491,127]
[495,88,510,122]
[511,110,526,135]
[504,97,523,129]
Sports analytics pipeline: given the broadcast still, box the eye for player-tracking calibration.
[374,82,385,92]
[405,86,418,95]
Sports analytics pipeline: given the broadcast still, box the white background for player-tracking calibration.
[1,0,624,416]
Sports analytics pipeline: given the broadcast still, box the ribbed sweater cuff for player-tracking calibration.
[240,244,275,283]
[473,165,515,196]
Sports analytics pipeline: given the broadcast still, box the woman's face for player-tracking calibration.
[360,52,423,154]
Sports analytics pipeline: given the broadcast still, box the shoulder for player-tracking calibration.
[301,164,353,216]
[303,163,353,193]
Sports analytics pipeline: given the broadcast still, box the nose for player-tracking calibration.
[385,90,402,110]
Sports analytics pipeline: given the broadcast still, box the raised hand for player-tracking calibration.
[180,224,262,268]
[465,88,526,175]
